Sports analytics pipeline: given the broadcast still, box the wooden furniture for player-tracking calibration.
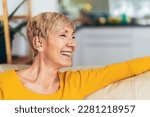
[0,0,31,63]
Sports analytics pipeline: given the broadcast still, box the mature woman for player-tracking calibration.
[0,12,150,100]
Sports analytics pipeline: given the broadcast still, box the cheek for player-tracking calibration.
[57,40,67,51]
[46,38,67,56]
[48,45,62,58]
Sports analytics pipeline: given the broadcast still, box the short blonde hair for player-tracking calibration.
[26,12,75,56]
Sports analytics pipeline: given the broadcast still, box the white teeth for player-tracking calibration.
[61,51,72,57]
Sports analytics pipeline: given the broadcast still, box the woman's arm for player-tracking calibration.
[67,56,150,97]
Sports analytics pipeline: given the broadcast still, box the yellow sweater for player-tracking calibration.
[0,56,150,100]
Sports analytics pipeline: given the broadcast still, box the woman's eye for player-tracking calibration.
[72,36,75,39]
[60,34,67,37]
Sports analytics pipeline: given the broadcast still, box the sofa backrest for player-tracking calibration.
[85,71,150,100]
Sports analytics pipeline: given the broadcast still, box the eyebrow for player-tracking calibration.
[60,29,75,35]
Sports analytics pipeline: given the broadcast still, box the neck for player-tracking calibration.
[18,54,59,89]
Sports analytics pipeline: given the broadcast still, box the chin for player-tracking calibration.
[61,62,72,67]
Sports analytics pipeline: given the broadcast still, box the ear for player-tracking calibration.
[32,37,45,52]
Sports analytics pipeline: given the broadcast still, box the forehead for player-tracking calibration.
[59,25,74,34]
[48,25,74,38]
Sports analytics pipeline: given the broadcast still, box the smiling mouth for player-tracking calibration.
[60,51,73,57]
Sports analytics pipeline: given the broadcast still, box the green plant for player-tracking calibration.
[0,0,28,63]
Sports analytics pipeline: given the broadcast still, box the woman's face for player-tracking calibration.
[43,25,76,68]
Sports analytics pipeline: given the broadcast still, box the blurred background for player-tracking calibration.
[0,0,150,66]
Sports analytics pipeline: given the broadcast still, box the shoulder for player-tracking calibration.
[0,70,17,85]
[0,70,18,89]
[0,70,15,78]
[0,70,18,99]
[58,68,94,81]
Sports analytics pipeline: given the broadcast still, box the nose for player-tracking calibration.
[66,39,76,48]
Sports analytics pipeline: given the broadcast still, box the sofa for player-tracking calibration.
[0,64,150,100]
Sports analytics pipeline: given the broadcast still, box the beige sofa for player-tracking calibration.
[0,64,150,100]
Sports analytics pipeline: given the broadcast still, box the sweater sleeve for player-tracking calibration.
[68,56,150,98]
